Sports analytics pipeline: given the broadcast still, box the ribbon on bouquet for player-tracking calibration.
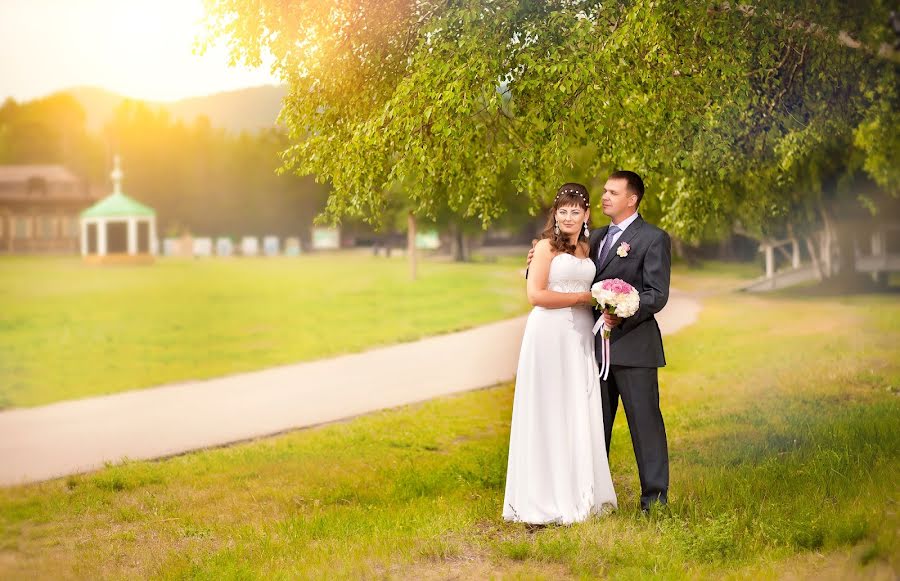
[591,317,611,381]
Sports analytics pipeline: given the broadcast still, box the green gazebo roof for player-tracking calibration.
[81,192,155,218]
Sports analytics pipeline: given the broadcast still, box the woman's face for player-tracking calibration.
[555,203,588,236]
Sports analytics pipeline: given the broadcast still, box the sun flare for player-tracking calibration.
[0,0,277,102]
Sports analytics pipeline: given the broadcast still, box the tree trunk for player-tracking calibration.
[805,235,824,280]
[834,221,857,278]
[672,236,699,267]
[451,223,468,262]
[407,212,417,280]
[819,202,835,278]
[819,200,872,290]
[717,236,734,261]
[819,201,860,281]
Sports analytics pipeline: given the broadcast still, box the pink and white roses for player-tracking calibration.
[590,278,641,380]
[591,278,640,330]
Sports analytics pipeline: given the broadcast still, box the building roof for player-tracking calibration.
[0,165,80,183]
[0,164,101,203]
[81,192,156,218]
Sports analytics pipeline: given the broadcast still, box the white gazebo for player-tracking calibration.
[80,156,157,264]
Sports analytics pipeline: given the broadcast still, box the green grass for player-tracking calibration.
[0,254,529,408]
[1,270,897,579]
[670,259,760,293]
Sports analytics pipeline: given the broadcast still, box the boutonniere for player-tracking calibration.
[616,242,631,258]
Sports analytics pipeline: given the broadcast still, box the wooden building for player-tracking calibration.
[0,165,101,254]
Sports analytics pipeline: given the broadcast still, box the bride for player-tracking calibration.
[502,182,617,525]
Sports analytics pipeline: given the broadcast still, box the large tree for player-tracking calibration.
[103,100,329,239]
[202,0,898,248]
[0,94,106,182]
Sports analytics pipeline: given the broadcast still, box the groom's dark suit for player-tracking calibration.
[590,213,671,509]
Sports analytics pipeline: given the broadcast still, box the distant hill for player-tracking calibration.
[62,87,124,130]
[60,85,287,133]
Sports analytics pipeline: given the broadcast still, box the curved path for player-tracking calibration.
[0,290,701,486]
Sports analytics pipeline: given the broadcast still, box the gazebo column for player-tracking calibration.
[97,218,108,256]
[149,216,158,256]
[127,217,137,255]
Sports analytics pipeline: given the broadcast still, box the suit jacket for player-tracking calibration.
[590,214,671,368]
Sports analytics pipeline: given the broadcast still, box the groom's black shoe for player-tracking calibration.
[640,494,668,515]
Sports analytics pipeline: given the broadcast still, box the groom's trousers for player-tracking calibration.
[601,365,669,509]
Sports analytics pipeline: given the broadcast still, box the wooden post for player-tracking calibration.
[871,228,886,284]
[407,212,417,281]
[791,238,800,269]
[871,229,885,259]
[3,211,10,253]
[80,219,88,256]
[764,244,775,279]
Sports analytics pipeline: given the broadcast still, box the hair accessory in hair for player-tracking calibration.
[555,190,588,204]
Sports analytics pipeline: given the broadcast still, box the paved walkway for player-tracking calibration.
[0,291,701,486]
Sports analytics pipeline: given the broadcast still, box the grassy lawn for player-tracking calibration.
[0,254,530,408]
[1,268,897,579]
[669,259,760,293]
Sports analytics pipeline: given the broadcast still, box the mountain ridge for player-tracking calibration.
[50,85,288,133]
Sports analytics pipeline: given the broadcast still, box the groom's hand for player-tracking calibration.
[602,311,623,328]
[526,239,537,267]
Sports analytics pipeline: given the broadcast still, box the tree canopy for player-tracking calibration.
[203,0,898,241]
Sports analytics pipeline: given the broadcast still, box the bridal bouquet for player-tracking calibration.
[590,278,640,380]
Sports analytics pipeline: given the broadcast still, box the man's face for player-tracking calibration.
[601,178,636,220]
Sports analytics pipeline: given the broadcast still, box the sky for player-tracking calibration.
[0,0,280,103]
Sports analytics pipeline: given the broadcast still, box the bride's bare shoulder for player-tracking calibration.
[534,238,553,254]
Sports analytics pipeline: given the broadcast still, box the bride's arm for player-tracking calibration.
[526,240,592,308]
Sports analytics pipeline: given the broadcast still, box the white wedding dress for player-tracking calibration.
[502,253,617,525]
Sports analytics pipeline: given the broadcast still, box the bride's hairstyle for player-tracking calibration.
[540,182,590,255]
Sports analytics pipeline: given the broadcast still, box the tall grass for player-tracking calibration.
[0,271,896,579]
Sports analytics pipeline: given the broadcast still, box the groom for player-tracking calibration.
[528,170,671,512]
[593,170,670,512]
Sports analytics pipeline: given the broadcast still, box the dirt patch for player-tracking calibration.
[0,550,20,573]
[774,545,897,580]
[392,556,575,580]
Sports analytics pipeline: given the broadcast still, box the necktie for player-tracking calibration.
[597,224,620,267]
